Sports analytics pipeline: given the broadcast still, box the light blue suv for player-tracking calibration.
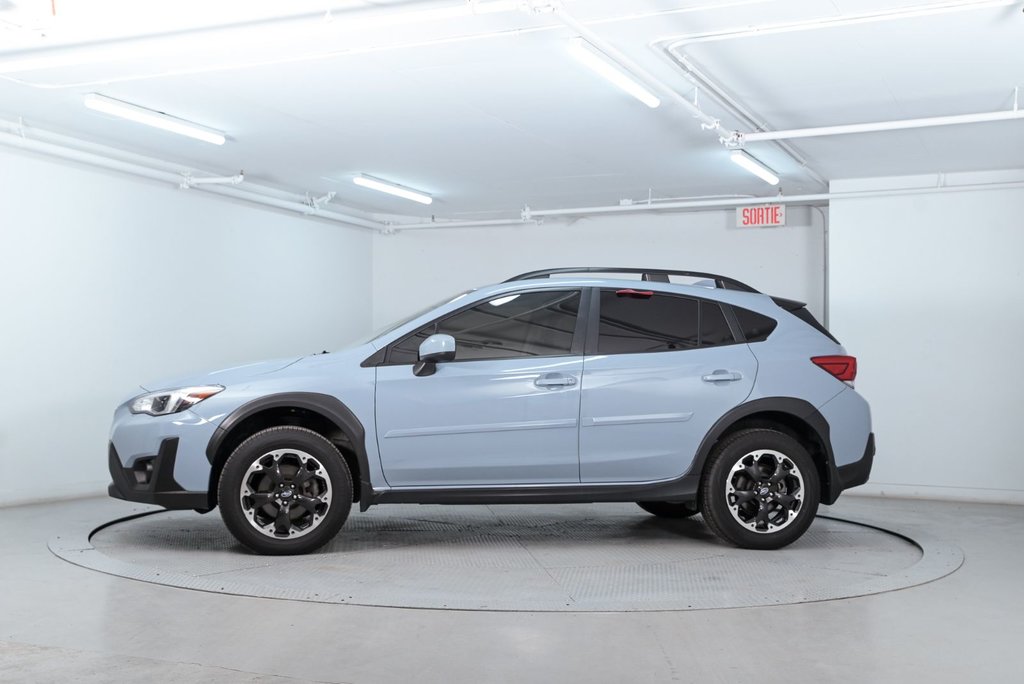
[108,268,874,554]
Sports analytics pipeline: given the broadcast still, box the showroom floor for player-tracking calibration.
[2,495,1021,683]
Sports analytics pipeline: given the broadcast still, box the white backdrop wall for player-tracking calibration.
[7,151,1017,507]
[0,148,373,506]
[372,208,826,330]
[829,170,1024,504]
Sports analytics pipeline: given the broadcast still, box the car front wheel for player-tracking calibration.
[700,428,820,550]
[218,426,352,555]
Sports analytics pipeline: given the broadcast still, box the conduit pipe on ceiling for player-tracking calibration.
[736,106,1024,142]
[660,0,1023,151]
[386,179,1024,230]
[0,128,385,231]
[546,5,828,195]
[662,0,1020,48]
[656,47,828,187]
[527,193,826,216]
[209,186,382,229]
[528,179,1024,216]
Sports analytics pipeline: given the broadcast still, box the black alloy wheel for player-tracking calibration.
[700,428,820,550]
[219,426,352,555]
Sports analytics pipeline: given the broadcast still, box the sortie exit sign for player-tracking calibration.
[737,204,786,228]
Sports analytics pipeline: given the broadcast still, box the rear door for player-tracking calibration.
[579,288,757,482]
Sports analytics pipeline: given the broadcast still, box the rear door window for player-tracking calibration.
[596,290,736,354]
[700,301,735,347]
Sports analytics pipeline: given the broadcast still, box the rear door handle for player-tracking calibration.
[535,373,577,388]
[702,370,743,383]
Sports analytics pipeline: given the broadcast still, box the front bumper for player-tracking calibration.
[108,438,210,510]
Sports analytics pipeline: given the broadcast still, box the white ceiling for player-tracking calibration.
[1,0,1022,219]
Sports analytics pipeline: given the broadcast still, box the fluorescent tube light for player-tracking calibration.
[83,94,226,145]
[353,175,432,205]
[729,150,779,185]
[566,37,660,109]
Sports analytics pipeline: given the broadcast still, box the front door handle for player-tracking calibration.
[535,373,578,389]
[702,370,743,383]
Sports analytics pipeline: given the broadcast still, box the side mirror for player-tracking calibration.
[413,334,456,377]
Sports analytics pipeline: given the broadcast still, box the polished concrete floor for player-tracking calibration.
[1,495,1022,683]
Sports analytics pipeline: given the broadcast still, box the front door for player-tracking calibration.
[375,288,585,487]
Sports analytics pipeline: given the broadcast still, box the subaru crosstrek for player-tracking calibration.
[108,267,874,555]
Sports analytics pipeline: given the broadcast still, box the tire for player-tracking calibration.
[700,428,820,550]
[218,426,352,555]
[636,501,699,519]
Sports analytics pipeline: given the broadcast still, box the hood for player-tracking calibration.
[141,356,304,391]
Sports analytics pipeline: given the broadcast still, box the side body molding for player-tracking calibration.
[205,392,372,502]
[373,397,842,508]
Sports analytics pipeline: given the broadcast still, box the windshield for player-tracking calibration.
[358,290,474,345]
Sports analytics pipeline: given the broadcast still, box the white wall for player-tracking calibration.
[830,171,1024,504]
[7,149,1017,506]
[373,208,826,329]
[0,148,374,506]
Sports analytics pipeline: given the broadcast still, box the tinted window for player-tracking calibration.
[701,301,736,347]
[597,291,699,354]
[389,290,581,363]
[733,306,778,342]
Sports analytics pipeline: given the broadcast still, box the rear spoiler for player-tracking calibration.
[770,296,805,312]
[771,297,840,344]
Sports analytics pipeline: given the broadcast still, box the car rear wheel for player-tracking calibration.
[636,501,699,519]
[218,426,352,555]
[700,428,819,550]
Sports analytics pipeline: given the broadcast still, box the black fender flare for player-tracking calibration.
[205,392,372,500]
[684,397,842,504]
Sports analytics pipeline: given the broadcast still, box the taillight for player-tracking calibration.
[811,355,857,384]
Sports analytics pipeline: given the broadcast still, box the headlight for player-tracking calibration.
[130,385,224,416]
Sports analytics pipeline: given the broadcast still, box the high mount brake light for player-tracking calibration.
[811,356,857,383]
[615,289,654,298]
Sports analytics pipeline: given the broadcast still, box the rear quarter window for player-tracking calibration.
[733,307,778,343]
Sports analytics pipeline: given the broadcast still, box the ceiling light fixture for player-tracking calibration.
[729,150,779,185]
[566,37,661,108]
[82,94,226,145]
[353,174,432,205]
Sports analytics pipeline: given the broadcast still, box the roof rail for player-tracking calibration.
[504,267,760,293]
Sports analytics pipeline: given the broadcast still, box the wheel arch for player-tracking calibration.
[205,392,371,509]
[688,397,842,505]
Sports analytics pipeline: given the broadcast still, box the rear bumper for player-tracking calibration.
[835,432,875,493]
[108,438,210,510]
